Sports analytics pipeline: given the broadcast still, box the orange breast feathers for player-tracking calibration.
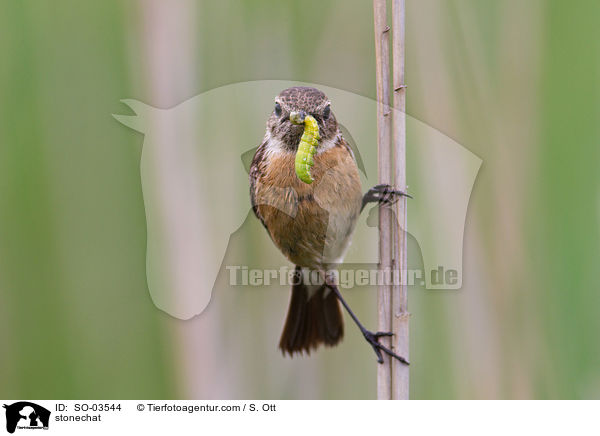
[253,143,363,269]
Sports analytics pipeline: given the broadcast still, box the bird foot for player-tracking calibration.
[363,329,410,365]
[361,184,412,212]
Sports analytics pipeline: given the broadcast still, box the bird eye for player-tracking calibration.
[323,104,331,119]
[274,102,282,116]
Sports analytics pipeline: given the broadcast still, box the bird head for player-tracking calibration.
[266,86,338,151]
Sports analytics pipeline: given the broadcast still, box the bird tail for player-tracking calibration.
[279,266,344,355]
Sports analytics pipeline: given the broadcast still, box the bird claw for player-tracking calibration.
[361,184,412,212]
[372,184,413,202]
[363,329,410,365]
[373,331,394,338]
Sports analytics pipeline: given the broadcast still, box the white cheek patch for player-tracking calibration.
[316,132,342,155]
[265,128,341,157]
[262,131,294,161]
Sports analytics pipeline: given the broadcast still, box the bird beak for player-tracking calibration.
[289,110,307,125]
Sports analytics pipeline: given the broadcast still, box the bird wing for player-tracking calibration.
[338,135,357,163]
[249,140,269,229]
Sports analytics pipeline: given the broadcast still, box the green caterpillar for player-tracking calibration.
[291,113,320,184]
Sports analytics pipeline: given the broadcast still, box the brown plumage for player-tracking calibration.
[250,87,362,355]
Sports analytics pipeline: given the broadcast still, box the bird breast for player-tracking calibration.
[254,142,362,269]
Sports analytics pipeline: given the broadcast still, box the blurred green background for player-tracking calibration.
[1,0,599,399]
